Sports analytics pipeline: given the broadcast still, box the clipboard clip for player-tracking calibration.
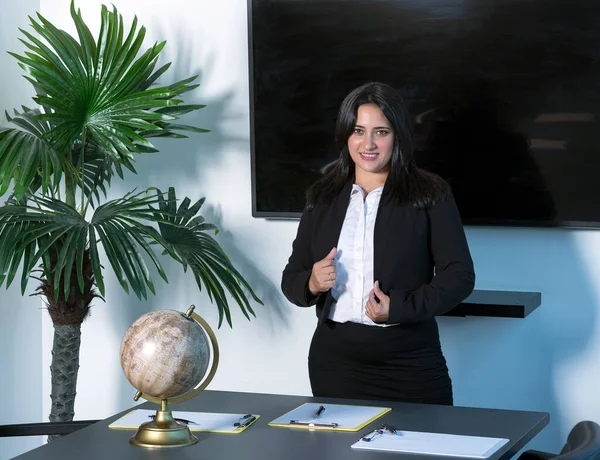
[361,428,384,442]
[148,414,198,425]
[290,419,339,428]
[360,423,400,442]
[234,414,256,428]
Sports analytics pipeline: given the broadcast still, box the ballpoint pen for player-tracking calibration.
[383,423,398,434]
[313,405,326,418]
[360,423,401,441]
[234,414,257,427]
[290,419,339,428]
[148,414,197,425]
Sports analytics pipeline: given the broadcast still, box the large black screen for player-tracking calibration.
[249,0,600,227]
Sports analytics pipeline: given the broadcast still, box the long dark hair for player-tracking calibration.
[306,82,449,209]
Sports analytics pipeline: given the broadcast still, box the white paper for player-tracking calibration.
[109,409,258,433]
[351,429,509,458]
[268,402,390,430]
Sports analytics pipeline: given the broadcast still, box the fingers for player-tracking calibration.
[365,300,373,318]
[369,289,376,304]
[315,248,336,270]
[366,284,390,323]
[365,299,388,323]
[372,281,389,303]
[365,299,378,320]
[373,280,381,294]
[317,269,336,283]
[314,259,336,278]
[325,247,337,260]
[373,280,384,297]
[316,258,336,270]
[314,248,336,270]
[319,268,336,287]
[310,249,338,294]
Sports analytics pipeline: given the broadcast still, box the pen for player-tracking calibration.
[313,405,325,418]
[290,419,338,428]
[383,423,397,434]
[148,415,197,425]
[234,414,256,427]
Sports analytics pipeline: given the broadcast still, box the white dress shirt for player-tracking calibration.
[329,184,387,327]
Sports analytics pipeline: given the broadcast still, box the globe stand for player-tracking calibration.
[124,305,220,449]
[130,397,198,448]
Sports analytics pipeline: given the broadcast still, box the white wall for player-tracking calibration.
[37,0,317,435]
[0,2,45,459]
[1,0,599,457]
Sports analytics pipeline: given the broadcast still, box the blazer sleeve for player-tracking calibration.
[281,207,320,307]
[387,194,475,324]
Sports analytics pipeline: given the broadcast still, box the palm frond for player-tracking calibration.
[152,188,262,327]
[1,0,208,202]
[70,139,136,208]
[0,197,87,298]
[0,190,170,301]
[89,189,179,298]
[0,109,64,199]
[0,2,259,329]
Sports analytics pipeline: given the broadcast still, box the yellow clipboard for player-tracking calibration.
[108,409,259,434]
[268,402,391,432]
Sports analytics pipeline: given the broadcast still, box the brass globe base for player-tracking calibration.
[129,410,198,448]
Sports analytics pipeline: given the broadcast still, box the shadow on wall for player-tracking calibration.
[438,227,597,453]
[95,27,291,408]
[199,203,291,331]
[120,24,290,327]
[115,23,248,191]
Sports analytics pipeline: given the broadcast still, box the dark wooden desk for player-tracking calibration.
[13,390,549,460]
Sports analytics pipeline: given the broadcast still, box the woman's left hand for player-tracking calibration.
[365,281,390,323]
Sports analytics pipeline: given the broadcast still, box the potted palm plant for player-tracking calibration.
[0,1,261,431]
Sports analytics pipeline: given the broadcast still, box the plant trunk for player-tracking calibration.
[48,323,82,442]
[38,246,97,442]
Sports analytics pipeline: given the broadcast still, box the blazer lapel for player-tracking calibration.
[318,181,352,324]
[373,183,393,290]
[321,181,352,255]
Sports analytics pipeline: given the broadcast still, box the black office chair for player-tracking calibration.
[0,420,100,438]
[519,421,600,460]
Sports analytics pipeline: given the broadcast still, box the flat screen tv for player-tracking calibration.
[248,0,600,228]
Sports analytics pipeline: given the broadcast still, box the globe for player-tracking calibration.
[119,306,219,448]
[120,309,212,400]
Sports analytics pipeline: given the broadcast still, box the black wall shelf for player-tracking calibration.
[443,290,541,318]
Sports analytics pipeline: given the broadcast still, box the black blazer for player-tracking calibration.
[281,182,475,326]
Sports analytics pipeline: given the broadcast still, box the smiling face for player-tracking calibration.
[347,103,395,181]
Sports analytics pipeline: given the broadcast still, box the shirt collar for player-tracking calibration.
[352,184,384,196]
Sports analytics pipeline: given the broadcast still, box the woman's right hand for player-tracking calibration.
[308,247,337,296]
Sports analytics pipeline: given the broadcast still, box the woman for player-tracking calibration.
[281,82,475,405]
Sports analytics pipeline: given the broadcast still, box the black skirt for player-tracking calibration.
[308,319,453,405]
